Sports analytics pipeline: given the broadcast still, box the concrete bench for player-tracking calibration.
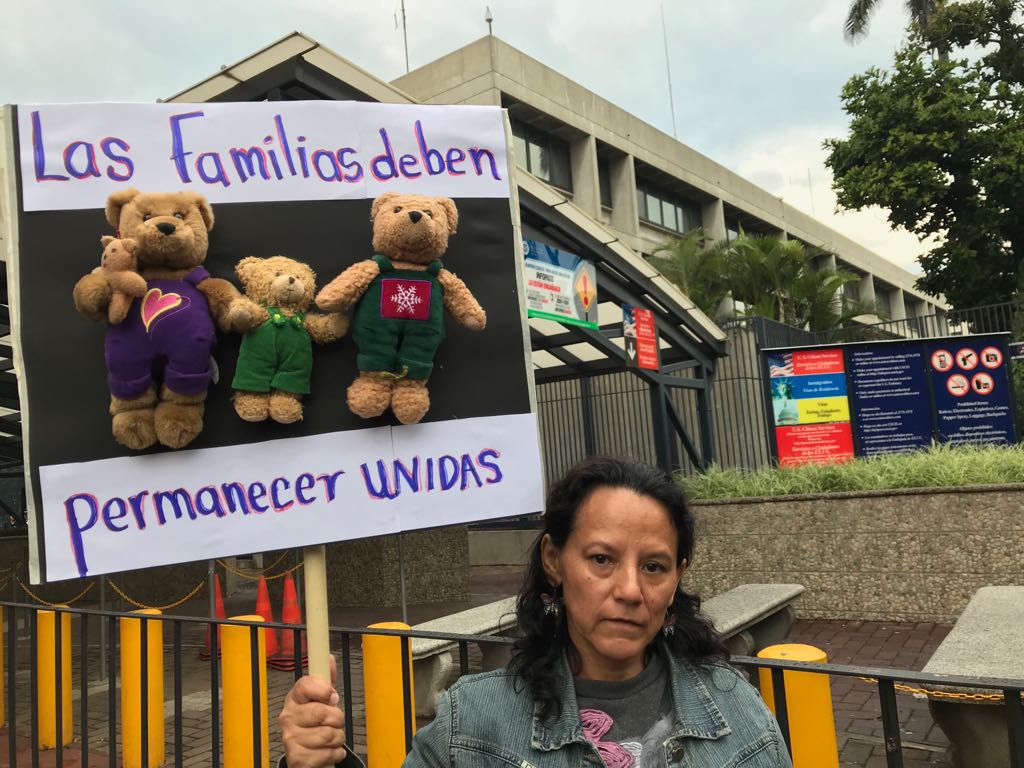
[410,596,518,716]
[702,583,805,657]
[410,583,804,716]
[922,586,1024,768]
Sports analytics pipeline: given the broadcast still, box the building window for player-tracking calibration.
[598,157,612,209]
[841,280,860,302]
[875,285,892,317]
[637,184,701,234]
[510,120,572,192]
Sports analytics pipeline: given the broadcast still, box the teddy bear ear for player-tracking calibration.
[235,256,262,283]
[100,235,114,248]
[184,193,215,232]
[122,238,138,253]
[370,192,403,222]
[437,197,459,235]
[105,188,140,229]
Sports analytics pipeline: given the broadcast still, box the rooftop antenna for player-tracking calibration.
[400,0,410,73]
[485,5,493,35]
[660,3,679,139]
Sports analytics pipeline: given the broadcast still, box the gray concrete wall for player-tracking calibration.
[469,530,537,566]
[687,486,1024,622]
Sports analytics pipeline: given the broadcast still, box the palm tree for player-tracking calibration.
[791,267,883,333]
[728,234,807,325]
[844,0,940,42]
[647,229,732,320]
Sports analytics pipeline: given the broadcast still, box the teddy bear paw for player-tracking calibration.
[390,379,431,425]
[233,392,270,422]
[111,410,158,451]
[226,298,266,333]
[347,374,394,419]
[269,391,304,424]
[154,400,205,449]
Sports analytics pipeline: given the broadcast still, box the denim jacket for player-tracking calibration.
[403,649,792,768]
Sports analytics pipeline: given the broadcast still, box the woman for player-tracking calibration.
[279,457,791,767]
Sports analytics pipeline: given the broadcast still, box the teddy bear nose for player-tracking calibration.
[408,211,423,224]
[288,276,295,284]
[156,222,176,236]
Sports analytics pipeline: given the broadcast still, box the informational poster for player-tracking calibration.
[523,239,598,329]
[623,305,659,370]
[9,101,544,582]
[848,343,932,456]
[766,349,854,466]
[928,339,1017,445]
[764,334,1018,466]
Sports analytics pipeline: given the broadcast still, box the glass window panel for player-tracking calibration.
[637,188,647,218]
[598,159,612,208]
[662,200,678,231]
[681,203,701,232]
[548,141,572,191]
[646,193,662,226]
[529,142,550,182]
[512,134,528,171]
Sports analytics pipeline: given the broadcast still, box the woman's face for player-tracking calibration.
[541,486,685,681]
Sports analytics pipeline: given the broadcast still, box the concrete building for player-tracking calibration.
[392,35,944,323]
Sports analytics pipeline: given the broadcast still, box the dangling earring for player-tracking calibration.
[540,588,561,618]
[662,610,677,637]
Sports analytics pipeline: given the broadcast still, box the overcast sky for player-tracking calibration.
[2,0,928,274]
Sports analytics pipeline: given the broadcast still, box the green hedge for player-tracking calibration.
[681,443,1024,500]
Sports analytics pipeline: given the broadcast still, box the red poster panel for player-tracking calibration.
[791,349,845,376]
[633,308,659,371]
[776,423,855,467]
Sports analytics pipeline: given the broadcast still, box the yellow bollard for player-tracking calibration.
[0,605,5,728]
[37,608,72,749]
[364,622,416,768]
[222,615,268,768]
[758,643,840,768]
[120,608,165,767]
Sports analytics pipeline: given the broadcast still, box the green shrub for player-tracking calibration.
[681,443,1024,500]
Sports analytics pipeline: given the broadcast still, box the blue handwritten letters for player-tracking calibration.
[61,449,504,578]
[31,109,501,189]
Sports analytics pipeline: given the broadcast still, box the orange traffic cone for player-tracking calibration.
[270,572,307,671]
[255,575,279,659]
[200,573,226,660]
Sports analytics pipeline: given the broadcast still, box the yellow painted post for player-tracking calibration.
[120,608,165,767]
[364,622,416,768]
[758,643,840,768]
[37,608,72,749]
[222,615,268,768]
[0,605,5,727]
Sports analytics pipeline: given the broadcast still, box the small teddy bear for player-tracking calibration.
[231,255,348,424]
[95,236,147,325]
[315,192,486,425]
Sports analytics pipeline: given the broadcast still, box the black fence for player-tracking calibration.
[2,600,1022,767]
[536,301,1024,478]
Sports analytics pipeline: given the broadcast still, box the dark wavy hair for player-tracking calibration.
[508,456,728,717]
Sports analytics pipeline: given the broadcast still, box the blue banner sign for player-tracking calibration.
[847,343,933,456]
[927,339,1017,445]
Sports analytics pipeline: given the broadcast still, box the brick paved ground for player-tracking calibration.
[788,619,953,767]
[0,568,961,767]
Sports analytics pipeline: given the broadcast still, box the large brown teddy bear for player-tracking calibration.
[231,256,348,424]
[73,189,260,450]
[315,192,486,425]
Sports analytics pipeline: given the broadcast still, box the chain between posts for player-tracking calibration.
[106,578,206,610]
[215,557,304,580]
[858,676,1023,702]
[16,575,94,606]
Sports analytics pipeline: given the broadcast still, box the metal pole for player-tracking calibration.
[208,560,215,621]
[99,578,107,679]
[401,0,410,73]
[660,3,678,139]
[397,534,408,623]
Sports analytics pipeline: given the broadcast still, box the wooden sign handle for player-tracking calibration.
[302,544,331,681]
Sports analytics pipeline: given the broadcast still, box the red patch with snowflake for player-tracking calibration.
[380,278,432,320]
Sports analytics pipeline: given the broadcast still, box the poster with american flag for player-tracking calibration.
[768,353,794,378]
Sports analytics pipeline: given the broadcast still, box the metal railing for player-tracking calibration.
[2,599,1023,767]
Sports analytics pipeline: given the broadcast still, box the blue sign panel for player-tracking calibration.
[789,373,847,400]
[847,343,933,456]
[927,338,1017,445]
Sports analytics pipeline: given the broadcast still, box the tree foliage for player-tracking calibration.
[826,0,1024,310]
[647,231,881,332]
